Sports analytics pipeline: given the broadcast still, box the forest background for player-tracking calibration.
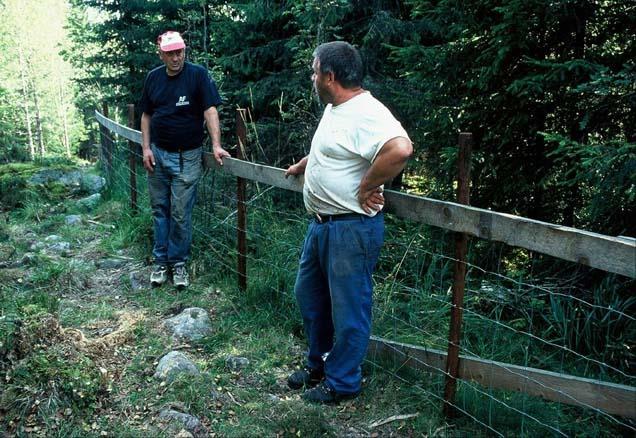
[0,0,634,238]
[0,0,634,435]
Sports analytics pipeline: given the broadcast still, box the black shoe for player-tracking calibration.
[301,382,359,404]
[287,366,324,389]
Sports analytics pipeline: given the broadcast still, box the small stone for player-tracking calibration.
[128,271,147,290]
[158,410,208,437]
[164,308,212,342]
[65,215,82,225]
[267,393,281,403]
[225,355,249,371]
[19,253,36,266]
[77,193,101,210]
[153,351,200,382]
[48,242,71,253]
[96,258,127,270]
[0,244,15,262]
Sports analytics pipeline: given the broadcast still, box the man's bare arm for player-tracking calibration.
[204,106,230,165]
[359,136,413,213]
[141,112,155,172]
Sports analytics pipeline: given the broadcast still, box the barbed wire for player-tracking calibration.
[98,126,635,435]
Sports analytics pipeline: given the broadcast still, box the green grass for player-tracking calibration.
[1,160,633,437]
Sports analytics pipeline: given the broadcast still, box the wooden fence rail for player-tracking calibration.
[95,109,636,419]
[94,110,635,279]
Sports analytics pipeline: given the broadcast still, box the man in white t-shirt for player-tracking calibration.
[285,41,413,404]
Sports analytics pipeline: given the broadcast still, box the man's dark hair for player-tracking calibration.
[313,41,364,89]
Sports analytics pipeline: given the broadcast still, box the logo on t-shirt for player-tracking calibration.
[175,95,190,107]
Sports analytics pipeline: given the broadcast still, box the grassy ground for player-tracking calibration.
[1,161,632,437]
[0,161,467,437]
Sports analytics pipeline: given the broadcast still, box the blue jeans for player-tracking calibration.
[294,213,384,394]
[147,145,202,266]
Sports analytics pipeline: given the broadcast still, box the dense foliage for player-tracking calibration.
[61,0,634,238]
[0,0,82,161]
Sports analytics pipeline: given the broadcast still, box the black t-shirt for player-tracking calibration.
[139,62,222,151]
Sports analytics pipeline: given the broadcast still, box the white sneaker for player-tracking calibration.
[173,264,190,289]
[150,265,168,287]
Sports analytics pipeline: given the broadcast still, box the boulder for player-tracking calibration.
[164,308,212,342]
[81,174,106,194]
[77,193,101,210]
[157,409,208,438]
[153,351,200,382]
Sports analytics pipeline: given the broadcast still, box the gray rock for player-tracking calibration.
[225,355,249,371]
[267,393,282,403]
[158,409,208,438]
[19,253,37,266]
[28,168,106,196]
[0,244,15,262]
[28,169,65,185]
[58,170,82,188]
[69,259,90,270]
[164,308,212,342]
[29,241,45,251]
[77,193,101,210]
[96,258,127,270]
[48,241,71,253]
[65,215,82,225]
[44,235,63,242]
[81,174,106,194]
[153,351,200,382]
[129,271,147,290]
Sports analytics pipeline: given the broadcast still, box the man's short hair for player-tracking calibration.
[313,41,364,89]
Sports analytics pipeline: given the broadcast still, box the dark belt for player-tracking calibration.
[314,213,365,223]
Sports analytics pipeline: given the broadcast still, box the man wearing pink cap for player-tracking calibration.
[140,31,230,289]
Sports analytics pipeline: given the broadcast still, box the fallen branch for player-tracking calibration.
[369,413,419,429]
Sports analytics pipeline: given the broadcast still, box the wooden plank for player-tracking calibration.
[383,192,635,278]
[367,336,636,418]
[94,112,636,278]
[95,110,142,144]
[205,153,306,193]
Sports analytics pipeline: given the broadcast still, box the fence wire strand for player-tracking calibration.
[98,119,636,436]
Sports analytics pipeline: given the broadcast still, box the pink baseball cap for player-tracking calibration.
[157,31,186,52]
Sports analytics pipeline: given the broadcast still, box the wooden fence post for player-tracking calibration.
[443,132,473,417]
[127,104,138,212]
[100,102,113,182]
[236,109,248,292]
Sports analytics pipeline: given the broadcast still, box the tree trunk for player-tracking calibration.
[32,83,45,158]
[18,45,35,160]
[58,80,70,157]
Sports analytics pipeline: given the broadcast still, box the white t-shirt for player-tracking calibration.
[304,91,410,216]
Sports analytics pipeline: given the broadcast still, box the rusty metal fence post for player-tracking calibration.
[127,104,138,212]
[236,109,248,292]
[443,132,473,417]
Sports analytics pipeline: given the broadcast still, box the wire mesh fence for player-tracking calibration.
[98,108,635,436]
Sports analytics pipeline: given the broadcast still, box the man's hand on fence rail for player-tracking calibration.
[213,145,231,166]
[285,156,308,178]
